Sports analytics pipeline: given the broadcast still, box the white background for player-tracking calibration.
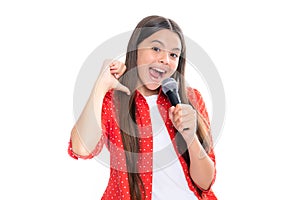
[1,0,299,199]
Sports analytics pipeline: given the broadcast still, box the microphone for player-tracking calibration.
[162,78,181,106]
[162,78,190,132]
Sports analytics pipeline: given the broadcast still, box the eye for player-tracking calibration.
[152,47,160,52]
[170,53,179,58]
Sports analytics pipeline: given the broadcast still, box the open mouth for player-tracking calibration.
[149,67,166,80]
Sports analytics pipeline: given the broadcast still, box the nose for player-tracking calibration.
[159,50,170,65]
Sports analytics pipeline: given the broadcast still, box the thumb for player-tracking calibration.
[114,81,131,95]
[168,106,175,123]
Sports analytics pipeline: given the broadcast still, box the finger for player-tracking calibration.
[175,118,192,131]
[110,68,119,73]
[173,111,192,124]
[109,69,120,79]
[168,106,175,124]
[110,60,122,67]
[178,125,188,133]
[174,104,193,116]
[109,64,120,71]
[174,108,196,126]
[114,81,131,95]
[178,122,194,134]
[174,112,195,124]
[109,60,118,67]
[110,64,126,72]
[114,74,120,79]
[110,70,121,79]
[110,62,126,80]
[175,115,197,131]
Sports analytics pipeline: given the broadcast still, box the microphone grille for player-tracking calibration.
[162,78,178,94]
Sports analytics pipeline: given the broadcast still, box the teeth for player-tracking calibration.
[152,67,166,73]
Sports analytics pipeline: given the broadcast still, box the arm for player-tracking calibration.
[70,60,130,157]
[187,135,215,190]
[169,105,215,190]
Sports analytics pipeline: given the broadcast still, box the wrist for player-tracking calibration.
[187,135,207,160]
[184,133,197,148]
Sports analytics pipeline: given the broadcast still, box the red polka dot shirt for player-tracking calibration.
[68,88,217,200]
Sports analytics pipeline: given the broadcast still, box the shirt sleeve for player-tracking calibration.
[187,87,210,128]
[67,91,112,160]
[187,88,217,193]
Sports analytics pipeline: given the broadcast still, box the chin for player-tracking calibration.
[146,83,161,90]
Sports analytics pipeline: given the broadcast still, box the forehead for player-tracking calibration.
[139,29,182,50]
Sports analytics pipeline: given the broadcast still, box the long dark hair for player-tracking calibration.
[114,15,212,200]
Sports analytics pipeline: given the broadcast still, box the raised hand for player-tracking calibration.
[109,60,127,79]
[95,59,130,95]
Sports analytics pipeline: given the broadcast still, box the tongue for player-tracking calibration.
[149,68,161,79]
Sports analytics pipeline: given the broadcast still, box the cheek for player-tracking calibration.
[137,65,146,77]
[169,60,179,73]
[136,54,142,66]
[137,50,153,66]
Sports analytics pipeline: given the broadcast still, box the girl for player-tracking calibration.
[68,15,217,200]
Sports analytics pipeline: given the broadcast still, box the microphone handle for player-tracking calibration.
[166,90,181,106]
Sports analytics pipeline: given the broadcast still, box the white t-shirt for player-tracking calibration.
[144,95,198,200]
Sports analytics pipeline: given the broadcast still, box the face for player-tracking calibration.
[136,29,181,96]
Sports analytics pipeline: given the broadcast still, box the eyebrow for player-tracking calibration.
[151,40,181,52]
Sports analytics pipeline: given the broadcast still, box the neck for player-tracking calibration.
[137,87,159,96]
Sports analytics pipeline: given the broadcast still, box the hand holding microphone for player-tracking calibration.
[162,78,197,142]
